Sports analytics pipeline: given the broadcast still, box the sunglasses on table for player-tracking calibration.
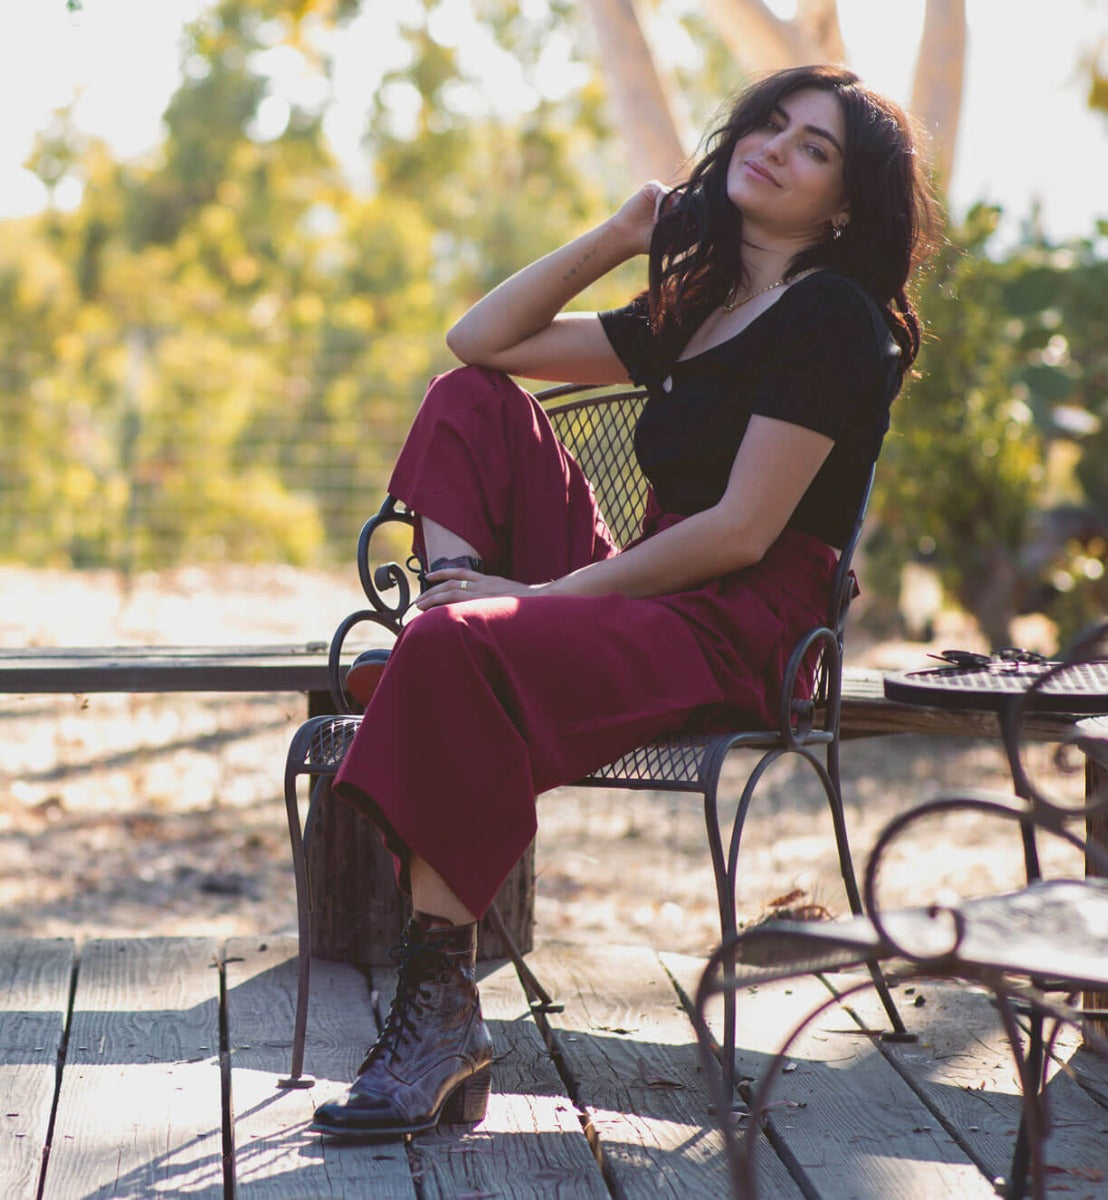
[926,648,1049,671]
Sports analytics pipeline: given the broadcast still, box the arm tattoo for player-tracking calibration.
[562,245,597,283]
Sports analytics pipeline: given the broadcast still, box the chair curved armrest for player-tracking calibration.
[777,623,839,746]
[355,494,417,628]
[326,610,398,715]
[861,789,1102,964]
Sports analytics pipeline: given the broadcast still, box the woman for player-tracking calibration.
[312,63,936,1139]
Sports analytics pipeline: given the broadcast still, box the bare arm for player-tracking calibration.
[419,415,835,607]
[445,182,669,384]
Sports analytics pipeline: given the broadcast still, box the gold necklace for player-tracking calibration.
[722,277,785,313]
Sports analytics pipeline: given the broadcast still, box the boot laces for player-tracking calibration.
[362,928,447,1067]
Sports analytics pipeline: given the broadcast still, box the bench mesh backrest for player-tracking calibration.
[539,383,873,723]
[541,387,650,549]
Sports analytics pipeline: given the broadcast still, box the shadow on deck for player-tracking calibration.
[2,935,1106,1199]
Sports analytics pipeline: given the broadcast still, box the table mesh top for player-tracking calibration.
[884,660,1108,713]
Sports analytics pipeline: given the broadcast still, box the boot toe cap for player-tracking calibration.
[311,1093,423,1138]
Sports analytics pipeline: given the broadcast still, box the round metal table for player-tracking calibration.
[883,659,1108,715]
[884,658,1108,1043]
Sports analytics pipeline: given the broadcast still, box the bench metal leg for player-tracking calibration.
[824,740,910,1041]
[997,997,1047,1200]
[485,901,562,1013]
[702,739,909,1097]
[277,749,324,1088]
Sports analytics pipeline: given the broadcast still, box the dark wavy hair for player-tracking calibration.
[648,64,938,373]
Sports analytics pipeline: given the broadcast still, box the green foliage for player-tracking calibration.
[2,0,624,572]
[869,207,1108,642]
[8,1,1108,645]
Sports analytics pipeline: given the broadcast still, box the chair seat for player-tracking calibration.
[728,877,1108,992]
[291,716,833,792]
[578,727,835,789]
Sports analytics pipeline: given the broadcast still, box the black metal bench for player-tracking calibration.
[279,381,905,1087]
[694,619,1108,1200]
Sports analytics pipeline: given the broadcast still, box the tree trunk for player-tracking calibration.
[910,0,966,187]
[796,0,847,63]
[585,0,690,181]
[702,0,817,73]
[593,0,966,206]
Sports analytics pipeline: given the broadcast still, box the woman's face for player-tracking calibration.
[726,88,850,245]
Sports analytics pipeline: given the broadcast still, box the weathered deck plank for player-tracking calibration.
[665,954,996,1198]
[525,941,777,1199]
[0,938,74,1200]
[842,975,1108,1196]
[223,937,414,1199]
[4,935,1105,1199]
[747,974,996,1199]
[660,949,812,1197]
[39,937,225,1200]
[1052,1018,1108,1112]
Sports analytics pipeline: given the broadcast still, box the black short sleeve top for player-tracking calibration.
[598,271,902,547]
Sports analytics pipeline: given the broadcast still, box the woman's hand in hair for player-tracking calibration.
[444,181,675,382]
[610,181,673,256]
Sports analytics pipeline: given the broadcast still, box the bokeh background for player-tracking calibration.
[1,0,1104,945]
[1,0,1106,648]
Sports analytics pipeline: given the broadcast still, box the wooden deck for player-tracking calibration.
[3,936,1106,1199]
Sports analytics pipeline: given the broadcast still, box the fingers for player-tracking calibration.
[415,569,481,610]
[648,181,672,221]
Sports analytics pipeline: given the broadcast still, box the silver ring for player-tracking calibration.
[459,579,469,592]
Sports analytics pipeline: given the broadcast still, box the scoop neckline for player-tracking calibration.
[673,268,831,368]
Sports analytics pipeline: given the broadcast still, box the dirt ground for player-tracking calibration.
[0,564,1084,956]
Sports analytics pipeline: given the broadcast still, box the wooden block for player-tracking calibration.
[0,938,74,1200]
[223,936,414,1199]
[40,938,225,1200]
[305,782,535,965]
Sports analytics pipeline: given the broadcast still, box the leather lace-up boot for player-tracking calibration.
[311,913,493,1140]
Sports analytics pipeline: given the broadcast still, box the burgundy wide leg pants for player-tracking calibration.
[334,366,838,919]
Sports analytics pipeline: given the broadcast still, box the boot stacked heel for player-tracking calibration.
[441,1063,493,1125]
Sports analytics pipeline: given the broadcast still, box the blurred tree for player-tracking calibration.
[8,0,620,568]
[867,206,1044,644]
[366,2,624,305]
[868,206,1108,643]
[589,0,966,186]
[5,0,1103,649]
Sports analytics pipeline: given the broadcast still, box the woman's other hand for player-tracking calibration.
[414,568,545,610]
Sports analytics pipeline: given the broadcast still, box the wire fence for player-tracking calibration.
[0,329,451,572]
